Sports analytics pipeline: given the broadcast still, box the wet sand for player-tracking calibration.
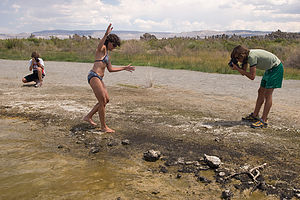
[0,59,300,199]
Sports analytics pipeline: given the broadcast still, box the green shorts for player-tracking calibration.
[261,63,284,89]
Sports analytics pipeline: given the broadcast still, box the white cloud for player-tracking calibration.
[12,4,20,12]
[0,0,299,33]
[229,19,300,32]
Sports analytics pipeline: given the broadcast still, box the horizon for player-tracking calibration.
[2,28,292,35]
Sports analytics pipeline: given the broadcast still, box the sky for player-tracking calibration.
[0,0,300,34]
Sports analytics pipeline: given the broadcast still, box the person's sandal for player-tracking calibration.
[251,119,268,128]
[242,113,259,122]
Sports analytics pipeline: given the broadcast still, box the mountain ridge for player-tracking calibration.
[0,29,279,40]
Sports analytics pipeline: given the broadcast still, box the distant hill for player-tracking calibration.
[0,29,273,40]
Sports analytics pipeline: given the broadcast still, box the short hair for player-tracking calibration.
[31,51,40,58]
[104,34,121,47]
[231,45,249,59]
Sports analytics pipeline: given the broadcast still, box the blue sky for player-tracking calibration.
[0,0,299,34]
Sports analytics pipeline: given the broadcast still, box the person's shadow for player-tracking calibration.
[203,120,250,128]
[22,84,36,87]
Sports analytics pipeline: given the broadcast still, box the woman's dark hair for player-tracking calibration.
[104,34,121,47]
[31,51,40,58]
[231,45,250,63]
[231,45,249,59]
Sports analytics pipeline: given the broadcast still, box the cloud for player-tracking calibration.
[0,0,299,33]
[12,4,20,12]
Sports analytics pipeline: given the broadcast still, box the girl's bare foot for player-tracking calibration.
[83,116,97,126]
[101,126,115,133]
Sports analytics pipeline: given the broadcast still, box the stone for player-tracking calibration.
[143,150,161,162]
[121,139,130,145]
[221,189,233,199]
[159,166,168,173]
[90,146,100,154]
[219,172,226,177]
[197,176,212,184]
[204,154,221,169]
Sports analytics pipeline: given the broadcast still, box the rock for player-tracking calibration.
[176,174,182,179]
[185,161,194,165]
[143,150,161,162]
[204,154,221,169]
[107,140,119,147]
[159,166,168,173]
[151,190,160,195]
[219,172,226,177]
[177,157,185,164]
[90,146,100,154]
[197,176,212,184]
[121,139,130,145]
[57,145,64,149]
[221,189,233,199]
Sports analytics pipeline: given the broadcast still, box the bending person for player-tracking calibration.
[229,45,284,128]
[83,23,135,133]
[22,51,45,87]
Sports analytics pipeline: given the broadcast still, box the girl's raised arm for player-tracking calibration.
[97,23,113,51]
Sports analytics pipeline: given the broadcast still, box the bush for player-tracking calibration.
[285,48,300,69]
[4,39,23,49]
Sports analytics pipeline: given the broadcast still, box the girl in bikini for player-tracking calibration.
[83,24,135,133]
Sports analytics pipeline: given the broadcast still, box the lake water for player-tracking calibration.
[0,117,134,200]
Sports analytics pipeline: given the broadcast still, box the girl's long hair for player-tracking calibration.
[104,34,121,47]
[231,45,250,63]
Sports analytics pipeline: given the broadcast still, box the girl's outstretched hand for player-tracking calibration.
[124,64,135,72]
[106,23,113,35]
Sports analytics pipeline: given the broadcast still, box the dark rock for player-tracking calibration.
[143,150,161,162]
[164,158,178,166]
[151,190,160,195]
[90,147,100,154]
[178,165,198,173]
[107,140,119,147]
[176,174,182,179]
[221,189,233,199]
[159,166,168,173]
[121,139,130,145]
[57,145,64,149]
[197,176,212,184]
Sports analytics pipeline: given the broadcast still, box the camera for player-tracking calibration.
[228,57,238,68]
[34,57,40,62]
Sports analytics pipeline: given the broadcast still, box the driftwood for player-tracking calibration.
[225,163,267,193]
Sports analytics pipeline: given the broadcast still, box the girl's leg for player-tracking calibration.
[89,77,114,133]
[261,88,274,122]
[253,87,265,117]
[83,103,99,126]
[36,67,43,83]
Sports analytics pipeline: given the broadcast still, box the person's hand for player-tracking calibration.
[31,58,37,65]
[105,23,113,35]
[232,63,239,70]
[124,64,135,72]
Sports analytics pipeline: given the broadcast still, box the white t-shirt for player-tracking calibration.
[29,58,45,74]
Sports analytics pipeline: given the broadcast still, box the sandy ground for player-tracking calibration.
[1,59,300,199]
